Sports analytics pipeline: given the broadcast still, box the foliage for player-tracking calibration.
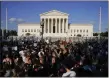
[1,29,17,36]
[100,31,108,37]
[93,31,108,37]
[93,33,98,36]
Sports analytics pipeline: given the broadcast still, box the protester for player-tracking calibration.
[0,37,108,77]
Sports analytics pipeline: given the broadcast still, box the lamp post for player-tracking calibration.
[40,20,44,41]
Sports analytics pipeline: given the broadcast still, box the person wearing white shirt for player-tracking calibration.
[3,45,8,52]
[19,50,24,57]
[34,43,37,47]
[46,39,49,44]
[62,67,76,78]
[12,46,18,51]
[19,50,26,63]
[62,57,76,78]
[38,49,44,58]
[14,46,17,51]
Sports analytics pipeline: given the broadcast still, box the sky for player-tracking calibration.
[1,1,108,32]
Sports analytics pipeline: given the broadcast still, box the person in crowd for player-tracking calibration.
[0,37,108,77]
[62,57,76,77]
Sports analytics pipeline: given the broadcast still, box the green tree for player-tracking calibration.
[1,29,17,36]
[100,31,108,37]
[10,30,17,36]
[93,30,108,37]
[93,33,98,36]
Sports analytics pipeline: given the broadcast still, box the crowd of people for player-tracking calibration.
[0,37,108,77]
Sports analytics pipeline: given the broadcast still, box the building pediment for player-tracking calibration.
[40,10,69,16]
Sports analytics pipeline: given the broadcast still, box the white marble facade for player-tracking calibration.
[18,10,93,37]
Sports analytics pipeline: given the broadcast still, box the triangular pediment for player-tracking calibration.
[40,10,69,16]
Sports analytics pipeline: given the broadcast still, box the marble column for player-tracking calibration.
[51,18,53,33]
[44,18,46,33]
[59,18,61,33]
[64,19,65,33]
[41,18,43,33]
[66,18,68,33]
[61,19,62,33]
[46,18,47,33]
[50,18,51,33]
[62,18,64,33]
[57,19,58,33]
[55,18,57,33]
[48,18,49,33]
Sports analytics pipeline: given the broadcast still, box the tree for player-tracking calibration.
[93,33,98,36]
[77,34,81,37]
[100,31,108,37]
[10,30,17,36]
[26,33,31,36]
[93,31,108,37]
[1,29,17,36]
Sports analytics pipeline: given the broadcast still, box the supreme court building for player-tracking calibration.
[18,10,93,37]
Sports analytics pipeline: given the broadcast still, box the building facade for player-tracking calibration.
[18,10,93,37]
